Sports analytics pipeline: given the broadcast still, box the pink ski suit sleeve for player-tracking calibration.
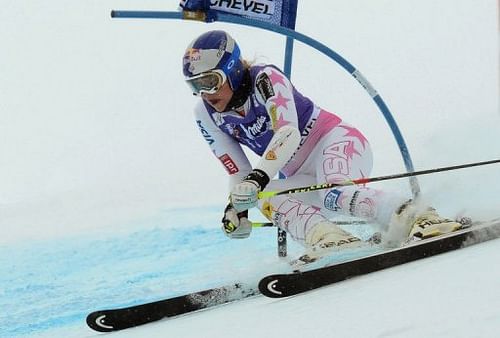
[252,66,301,178]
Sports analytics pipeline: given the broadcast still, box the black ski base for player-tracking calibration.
[259,221,500,298]
[86,283,258,332]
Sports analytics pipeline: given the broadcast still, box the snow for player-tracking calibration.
[103,239,500,338]
[0,0,499,337]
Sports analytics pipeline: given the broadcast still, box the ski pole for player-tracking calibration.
[258,158,500,199]
[252,222,275,227]
[251,219,368,228]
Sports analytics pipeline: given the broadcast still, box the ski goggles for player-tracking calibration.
[185,70,227,96]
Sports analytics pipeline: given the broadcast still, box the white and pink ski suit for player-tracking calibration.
[194,64,405,244]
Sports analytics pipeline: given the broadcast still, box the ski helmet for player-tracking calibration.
[183,30,245,94]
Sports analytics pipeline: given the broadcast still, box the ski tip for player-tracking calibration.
[258,273,304,298]
[258,275,285,298]
[86,311,116,332]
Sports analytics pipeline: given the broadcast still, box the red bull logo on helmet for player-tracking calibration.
[184,48,201,64]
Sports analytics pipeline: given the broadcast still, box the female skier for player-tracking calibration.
[183,30,461,255]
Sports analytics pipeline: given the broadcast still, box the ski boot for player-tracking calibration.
[391,200,463,244]
[293,220,380,267]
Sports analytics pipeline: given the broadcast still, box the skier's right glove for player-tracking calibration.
[230,169,270,212]
[222,203,252,239]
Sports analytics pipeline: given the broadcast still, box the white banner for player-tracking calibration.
[179,0,288,25]
[208,0,276,20]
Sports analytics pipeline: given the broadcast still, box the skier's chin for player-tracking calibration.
[207,98,227,112]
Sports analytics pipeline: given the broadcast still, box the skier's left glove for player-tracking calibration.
[222,204,252,239]
[230,169,270,212]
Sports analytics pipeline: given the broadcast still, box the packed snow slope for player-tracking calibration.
[0,0,499,337]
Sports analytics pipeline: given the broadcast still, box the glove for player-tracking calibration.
[230,169,270,212]
[222,204,252,239]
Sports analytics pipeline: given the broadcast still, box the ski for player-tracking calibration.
[86,283,258,332]
[258,220,500,298]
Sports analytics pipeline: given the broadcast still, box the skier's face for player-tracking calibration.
[201,81,233,112]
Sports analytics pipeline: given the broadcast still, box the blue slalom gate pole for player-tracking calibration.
[110,9,420,197]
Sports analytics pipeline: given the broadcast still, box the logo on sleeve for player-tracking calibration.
[219,154,239,174]
[265,150,277,160]
[256,73,275,101]
[197,120,215,145]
